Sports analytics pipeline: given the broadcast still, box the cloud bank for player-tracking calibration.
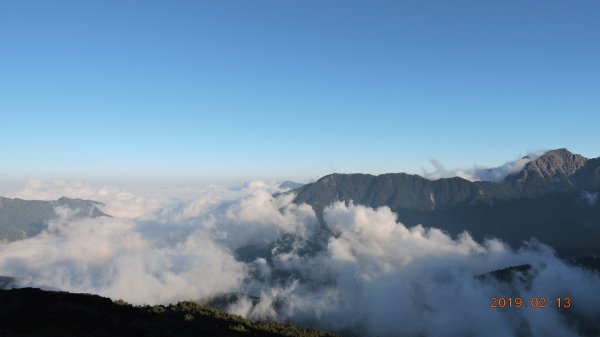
[1,180,599,337]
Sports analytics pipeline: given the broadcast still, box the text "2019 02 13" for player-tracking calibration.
[490,297,571,309]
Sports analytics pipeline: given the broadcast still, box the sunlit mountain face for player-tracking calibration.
[1,149,599,337]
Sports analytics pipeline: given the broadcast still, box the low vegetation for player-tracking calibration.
[0,288,338,337]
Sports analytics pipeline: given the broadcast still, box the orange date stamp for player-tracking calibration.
[490,297,571,309]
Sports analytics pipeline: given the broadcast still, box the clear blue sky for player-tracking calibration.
[1,1,599,184]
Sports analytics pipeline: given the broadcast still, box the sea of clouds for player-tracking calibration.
[0,180,599,337]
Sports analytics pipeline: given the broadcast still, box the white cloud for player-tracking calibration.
[232,202,600,337]
[423,151,547,182]
[1,180,599,336]
[0,212,246,304]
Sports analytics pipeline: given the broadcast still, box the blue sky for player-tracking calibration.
[1,1,599,184]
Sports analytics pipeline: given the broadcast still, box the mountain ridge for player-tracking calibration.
[0,196,108,242]
[290,149,600,256]
[0,287,337,337]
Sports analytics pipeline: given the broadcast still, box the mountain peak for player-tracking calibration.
[277,180,305,190]
[543,148,579,159]
[503,148,588,183]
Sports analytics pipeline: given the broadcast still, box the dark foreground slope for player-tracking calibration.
[292,149,600,256]
[0,197,107,241]
[0,288,336,337]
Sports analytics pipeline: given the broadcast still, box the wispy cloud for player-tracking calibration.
[423,151,547,182]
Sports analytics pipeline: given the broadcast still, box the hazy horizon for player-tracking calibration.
[1,147,596,188]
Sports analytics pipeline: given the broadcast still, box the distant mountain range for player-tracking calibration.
[291,149,600,257]
[0,197,107,242]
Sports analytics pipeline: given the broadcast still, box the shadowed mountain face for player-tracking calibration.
[0,197,107,242]
[292,149,600,257]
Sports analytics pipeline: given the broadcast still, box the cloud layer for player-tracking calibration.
[1,180,599,337]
